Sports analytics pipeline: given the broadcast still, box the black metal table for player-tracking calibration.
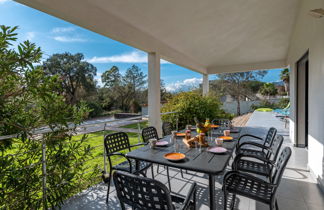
[126,128,242,210]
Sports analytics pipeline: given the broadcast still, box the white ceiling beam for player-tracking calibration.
[207,60,287,74]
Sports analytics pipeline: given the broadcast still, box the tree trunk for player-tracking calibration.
[236,98,241,116]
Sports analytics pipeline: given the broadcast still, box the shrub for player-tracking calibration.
[277,98,290,109]
[0,25,96,209]
[86,101,103,118]
[161,92,232,129]
[251,100,277,110]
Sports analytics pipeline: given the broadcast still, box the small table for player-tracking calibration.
[126,128,242,210]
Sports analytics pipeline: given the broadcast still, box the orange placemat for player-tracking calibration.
[218,136,233,140]
[164,152,186,161]
[176,133,186,137]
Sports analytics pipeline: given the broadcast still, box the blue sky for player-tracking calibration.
[0,0,282,91]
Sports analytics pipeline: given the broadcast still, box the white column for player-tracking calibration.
[148,52,162,137]
[202,74,209,96]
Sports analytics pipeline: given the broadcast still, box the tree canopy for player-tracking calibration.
[42,52,97,104]
[216,71,267,115]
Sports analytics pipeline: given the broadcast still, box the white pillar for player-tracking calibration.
[148,52,162,137]
[202,74,209,96]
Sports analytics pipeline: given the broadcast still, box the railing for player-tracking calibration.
[0,111,178,209]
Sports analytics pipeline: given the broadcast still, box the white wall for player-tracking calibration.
[287,0,324,187]
[222,99,282,115]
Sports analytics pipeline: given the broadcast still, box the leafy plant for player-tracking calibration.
[161,92,232,129]
[277,98,290,109]
[0,25,96,209]
[251,100,278,110]
[259,83,278,98]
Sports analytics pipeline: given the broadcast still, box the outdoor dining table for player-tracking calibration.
[126,128,242,210]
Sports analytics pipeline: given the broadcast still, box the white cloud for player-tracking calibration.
[53,36,87,42]
[26,32,36,40]
[0,0,10,4]
[87,51,169,64]
[94,73,103,87]
[165,77,202,92]
[52,27,75,33]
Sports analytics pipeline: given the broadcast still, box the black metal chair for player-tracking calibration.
[232,135,284,179]
[103,132,152,203]
[141,126,174,190]
[223,147,292,210]
[235,127,277,156]
[162,122,173,137]
[142,126,160,143]
[113,170,197,210]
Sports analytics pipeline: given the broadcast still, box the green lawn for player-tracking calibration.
[121,121,148,129]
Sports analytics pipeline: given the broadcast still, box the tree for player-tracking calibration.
[123,64,146,97]
[0,25,94,209]
[101,65,121,88]
[260,83,278,98]
[217,71,267,115]
[100,65,147,112]
[43,52,97,104]
[280,68,289,94]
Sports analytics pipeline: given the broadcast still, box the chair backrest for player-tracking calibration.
[142,126,159,143]
[113,170,174,210]
[212,119,231,127]
[271,147,292,185]
[264,127,277,146]
[267,134,284,160]
[162,122,173,137]
[104,132,130,155]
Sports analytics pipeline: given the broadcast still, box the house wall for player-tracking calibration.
[287,0,324,188]
[222,99,282,115]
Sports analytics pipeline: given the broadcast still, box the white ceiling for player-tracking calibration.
[16,0,300,74]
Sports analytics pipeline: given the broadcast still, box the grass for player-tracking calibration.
[121,121,148,129]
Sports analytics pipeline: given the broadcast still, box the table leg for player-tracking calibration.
[209,174,215,210]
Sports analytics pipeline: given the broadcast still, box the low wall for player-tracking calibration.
[222,99,281,115]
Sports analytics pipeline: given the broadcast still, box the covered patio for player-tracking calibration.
[13,0,324,209]
[61,111,324,210]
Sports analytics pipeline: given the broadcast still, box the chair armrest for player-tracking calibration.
[236,141,270,152]
[182,182,197,210]
[108,152,132,172]
[223,171,277,189]
[237,134,264,149]
[232,153,274,171]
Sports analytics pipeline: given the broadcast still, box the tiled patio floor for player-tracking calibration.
[62,111,324,210]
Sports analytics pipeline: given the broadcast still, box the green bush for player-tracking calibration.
[277,98,290,109]
[251,98,290,111]
[161,92,232,129]
[251,100,277,110]
[86,101,103,118]
[0,25,95,209]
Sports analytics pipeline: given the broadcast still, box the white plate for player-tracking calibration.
[207,146,227,154]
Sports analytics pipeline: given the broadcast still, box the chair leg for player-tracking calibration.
[193,187,197,210]
[120,202,126,210]
[166,166,171,191]
[223,191,228,210]
[106,170,112,203]
[157,164,160,173]
[230,194,236,210]
[181,169,184,178]
[275,199,279,210]
[151,165,154,179]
